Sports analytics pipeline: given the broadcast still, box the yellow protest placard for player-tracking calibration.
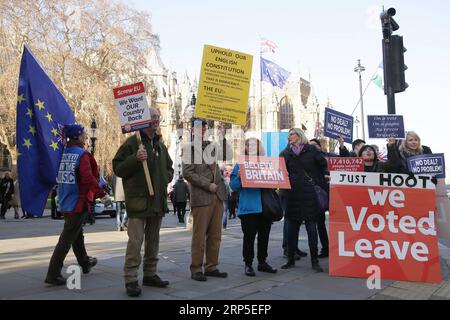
[194,45,253,125]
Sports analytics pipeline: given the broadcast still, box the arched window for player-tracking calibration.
[279,96,294,130]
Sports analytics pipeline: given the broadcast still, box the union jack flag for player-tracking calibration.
[260,37,277,54]
[56,123,67,147]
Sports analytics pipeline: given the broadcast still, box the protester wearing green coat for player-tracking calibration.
[113,107,174,297]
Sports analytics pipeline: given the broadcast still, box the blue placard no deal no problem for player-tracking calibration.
[407,153,446,178]
[324,108,353,144]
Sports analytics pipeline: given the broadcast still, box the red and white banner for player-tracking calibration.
[113,82,152,134]
[329,171,442,283]
[328,157,364,172]
[238,156,291,189]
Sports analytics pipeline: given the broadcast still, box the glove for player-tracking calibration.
[101,195,113,207]
[431,176,438,185]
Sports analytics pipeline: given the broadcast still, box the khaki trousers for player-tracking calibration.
[190,194,224,274]
[124,216,162,284]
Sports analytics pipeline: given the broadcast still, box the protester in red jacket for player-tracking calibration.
[45,124,112,286]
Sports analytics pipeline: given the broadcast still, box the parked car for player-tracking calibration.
[94,197,117,218]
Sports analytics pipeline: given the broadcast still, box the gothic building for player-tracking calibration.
[136,47,329,178]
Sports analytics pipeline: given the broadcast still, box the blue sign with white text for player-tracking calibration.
[367,115,405,139]
[407,153,446,178]
[324,108,353,144]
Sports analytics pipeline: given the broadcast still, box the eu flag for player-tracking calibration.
[260,57,291,89]
[16,46,75,216]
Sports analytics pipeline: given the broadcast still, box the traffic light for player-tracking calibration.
[390,35,408,93]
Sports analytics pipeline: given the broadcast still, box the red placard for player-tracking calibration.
[238,156,291,189]
[329,171,441,284]
[328,157,364,172]
[113,82,145,99]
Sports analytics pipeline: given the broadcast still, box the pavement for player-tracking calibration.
[0,207,449,300]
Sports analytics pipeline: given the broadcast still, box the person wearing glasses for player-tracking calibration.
[113,107,174,297]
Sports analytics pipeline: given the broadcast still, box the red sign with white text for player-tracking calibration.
[238,156,291,189]
[113,82,146,99]
[113,82,152,134]
[329,171,441,283]
[328,157,364,172]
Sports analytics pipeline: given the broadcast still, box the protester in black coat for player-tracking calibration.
[359,139,400,173]
[173,176,190,223]
[280,128,328,272]
[0,171,14,219]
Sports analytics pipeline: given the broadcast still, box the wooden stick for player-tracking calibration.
[136,131,154,196]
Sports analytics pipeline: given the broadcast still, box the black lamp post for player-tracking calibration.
[90,119,97,155]
[88,118,98,225]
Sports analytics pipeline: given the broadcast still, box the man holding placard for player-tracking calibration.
[113,107,174,297]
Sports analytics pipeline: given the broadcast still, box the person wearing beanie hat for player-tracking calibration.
[359,138,399,173]
[45,123,112,286]
[64,124,85,140]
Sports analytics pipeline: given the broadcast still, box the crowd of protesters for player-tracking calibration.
[1,115,438,297]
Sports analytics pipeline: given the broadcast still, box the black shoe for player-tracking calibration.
[126,281,142,297]
[45,275,67,286]
[284,249,301,260]
[143,274,169,288]
[245,265,255,277]
[191,272,207,281]
[82,257,97,274]
[318,249,329,258]
[258,262,277,273]
[204,269,228,278]
[312,261,324,273]
[296,249,308,257]
[281,259,295,269]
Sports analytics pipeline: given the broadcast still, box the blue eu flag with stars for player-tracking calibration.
[260,57,291,89]
[16,46,75,216]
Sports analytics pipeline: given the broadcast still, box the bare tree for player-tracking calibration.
[0,0,160,175]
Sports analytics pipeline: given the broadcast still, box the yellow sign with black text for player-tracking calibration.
[194,45,253,125]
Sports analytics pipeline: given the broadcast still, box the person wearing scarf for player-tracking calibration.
[280,128,328,272]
